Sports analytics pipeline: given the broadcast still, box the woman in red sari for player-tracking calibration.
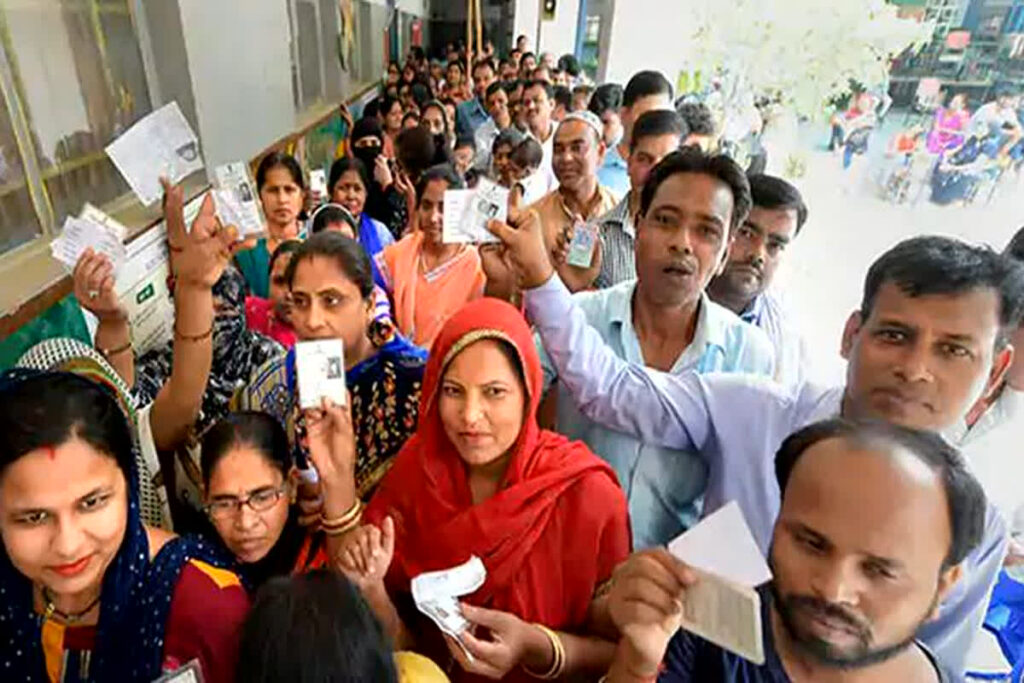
[313,298,630,681]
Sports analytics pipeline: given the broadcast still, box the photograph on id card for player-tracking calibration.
[566,221,598,268]
[678,567,765,665]
[152,659,204,683]
[295,340,347,410]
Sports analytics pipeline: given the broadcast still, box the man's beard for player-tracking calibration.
[769,583,935,670]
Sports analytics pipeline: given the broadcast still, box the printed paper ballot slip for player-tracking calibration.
[667,502,772,664]
[50,216,127,273]
[106,102,204,206]
[213,162,264,236]
[295,340,347,410]
[442,178,507,244]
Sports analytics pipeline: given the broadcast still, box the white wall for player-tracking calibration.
[602,0,689,85]
[512,0,580,57]
[176,0,296,169]
[513,0,539,51]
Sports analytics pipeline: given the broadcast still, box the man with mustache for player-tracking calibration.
[485,153,1024,670]
[708,174,812,388]
[536,146,776,550]
[604,418,983,681]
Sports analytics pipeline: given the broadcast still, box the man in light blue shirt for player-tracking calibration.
[537,149,774,549]
[593,71,674,196]
[486,148,1024,672]
[455,58,497,140]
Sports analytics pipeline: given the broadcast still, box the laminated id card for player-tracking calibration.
[295,340,347,410]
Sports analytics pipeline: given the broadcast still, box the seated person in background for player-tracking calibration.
[0,371,249,683]
[490,127,525,188]
[322,299,630,681]
[509,136,545,203]
[377,165,485,348]
[245,240,301,348]
[238,232,426,506]
[235,152,307,298]
[954,226,1024,559]
[528,111,618,292]
[595,109,688,289]
[452,136,476,179]
[489,194,1023,671]
[605,418,983,681]
[707,174,812,389]
[201,412,328,587]
[677,101,718,153]
[538,147,775,549]
[237,570,449,683]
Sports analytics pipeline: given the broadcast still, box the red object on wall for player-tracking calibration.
[411,19,422,47]
[946,30,971,50]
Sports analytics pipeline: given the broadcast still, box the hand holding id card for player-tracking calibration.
[295,340,347,410]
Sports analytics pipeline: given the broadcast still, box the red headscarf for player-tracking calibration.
[365,298,629,630]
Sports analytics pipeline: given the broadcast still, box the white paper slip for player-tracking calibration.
[80,203,128,243]
[668,501,772,588]
[50,216,127,273]
[213,162,264,236]
[679,567,765,665]
[309,169,328,198]
[566,221,598,268]
[295,340,347,410]
[411,556,487,604]
[105,102,204,206]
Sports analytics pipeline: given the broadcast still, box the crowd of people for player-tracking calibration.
[2,33,1024,683]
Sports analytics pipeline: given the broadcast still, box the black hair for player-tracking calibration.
[464,167,482,188]
[486,80,506,100]
[473,58,496,76]
[410,83,431,108]
[454,135,476,152]
[676,102,716,136]
[268,239,302,274]
[409,46,425,63]
[503,80,522,96]
[446,60,465,75]
[395,126,437,181]
[552,85,572,111]
[524,79,554,100]
[512,137,544,169]
[639,146,752,231]
[200,412,290,487]
[351,116,383,145]
[362,98,381,120]
[310,204,358,236]
[521,51,536,63]
[0,372,134,481]
[775,418,986,568]
[401,111,420,127]
[493,127,525,154]
[748,174,809,235]
[415,164,464,205]
[1005,226,1024,263]
[623,70,673,109]
[285,231,375,300]
[589,83,624,117]
[860,236,1024,345]
[328,157,370,197]
[630,109,688,151]
[573,83,594,98]
[256,152,305,192]
[558,54,581,78]
[237,570,398,683]
[379,95,402,118]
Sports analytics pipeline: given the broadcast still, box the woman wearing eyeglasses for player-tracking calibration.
[200,411,327,589]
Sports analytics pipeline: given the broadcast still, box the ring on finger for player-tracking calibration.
[88,290,99,300]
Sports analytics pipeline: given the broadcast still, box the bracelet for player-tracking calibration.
[321,500,362,531]
[173,321,214,342]
[523,623,565,679]
[322,516,362,537]
[99,339,133,358]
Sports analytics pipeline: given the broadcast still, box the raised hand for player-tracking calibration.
[302,395,357,488]
[374,155,394,189]
[73,249,125,321]
[607,548,697,674]
[336,516,396,592]
[163,178,254,290]
[485,189,555,290]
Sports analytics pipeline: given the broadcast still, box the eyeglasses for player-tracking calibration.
[204,485,288,521]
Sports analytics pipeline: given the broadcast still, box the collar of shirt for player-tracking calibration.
[554,185,618,223]
[955,384,1024,445]
[600,193,636,238]
[739,291,768,325]
[604,280,730,369]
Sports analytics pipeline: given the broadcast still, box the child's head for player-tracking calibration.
[452,136,476,177]
[510,137,543,180]
[492,128,525,184]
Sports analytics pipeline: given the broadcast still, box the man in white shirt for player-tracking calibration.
[522,79,560,195]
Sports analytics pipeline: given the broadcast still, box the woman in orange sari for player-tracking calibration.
[377,165,486,348]
[312,299,631,681]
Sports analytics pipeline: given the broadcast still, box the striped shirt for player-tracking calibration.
[594,194,637,289]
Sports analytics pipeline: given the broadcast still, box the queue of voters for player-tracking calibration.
[4,23,1024,683]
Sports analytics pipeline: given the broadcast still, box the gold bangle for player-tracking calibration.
[99,339,133,357]
[523,623,565,679]
[322,516,362,537]
[173,321,213,342]
[321,500,362,530]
